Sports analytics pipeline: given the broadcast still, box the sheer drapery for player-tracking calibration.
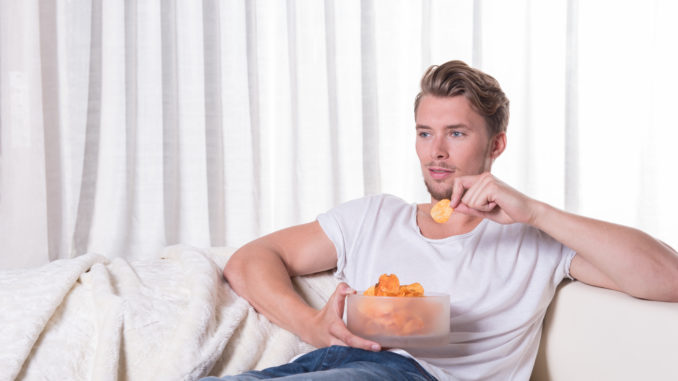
[1,0,677,269]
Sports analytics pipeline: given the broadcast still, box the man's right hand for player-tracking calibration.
[306,282,382,352]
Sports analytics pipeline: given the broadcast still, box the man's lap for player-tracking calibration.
[201,345,437,381]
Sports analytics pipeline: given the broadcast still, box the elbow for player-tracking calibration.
[223,250,246,291]
[650,267,678,303]
[641,271,678,303]
[669,273,678,303]
[666,257,678,303]
[657,240,678,302]
[223,254,252,301]
[223,257,234,282]
[641,248,678,303]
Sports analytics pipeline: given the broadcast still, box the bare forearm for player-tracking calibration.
[222,221,378,351]
[449,172,678,301]
[224,242,317,339]
[531,201,678,301]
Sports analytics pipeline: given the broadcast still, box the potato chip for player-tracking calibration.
[364,285,376,296]
[430,199,453,223]
[399,282,424,297]
[358,273,428,336]
[376,274,401,296]
[363,274,424,297]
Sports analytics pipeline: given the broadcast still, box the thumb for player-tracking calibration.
[330,282,355,317]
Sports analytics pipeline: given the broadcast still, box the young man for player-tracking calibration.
[209,60,678,380]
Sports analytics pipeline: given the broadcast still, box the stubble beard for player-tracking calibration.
[424,178,453,202]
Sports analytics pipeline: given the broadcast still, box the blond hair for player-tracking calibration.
[414,60,510,136]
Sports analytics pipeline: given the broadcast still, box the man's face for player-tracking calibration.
[415,95,505,202]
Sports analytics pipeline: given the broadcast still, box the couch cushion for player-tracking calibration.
[532,280,678,380]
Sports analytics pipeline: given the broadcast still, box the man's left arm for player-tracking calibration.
[451,172,678,302]
[532,202,678,302]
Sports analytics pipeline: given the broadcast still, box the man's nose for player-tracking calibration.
[432,137,449,159]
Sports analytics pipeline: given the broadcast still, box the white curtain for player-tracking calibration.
[1,0,677,269]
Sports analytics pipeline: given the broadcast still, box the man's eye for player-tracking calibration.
[418,132,431,138]
[451,131,464,137]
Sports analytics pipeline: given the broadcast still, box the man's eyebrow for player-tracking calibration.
[445,124,469,129]
[415,124,469,129]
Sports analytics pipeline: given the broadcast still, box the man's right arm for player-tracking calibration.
[223,220,381,351]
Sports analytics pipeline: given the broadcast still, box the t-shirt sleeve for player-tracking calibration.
[533,226,577,286]
[545,229,577,284]
[316,195,379,280]
[564,249,577,281]
[316,212,346,279]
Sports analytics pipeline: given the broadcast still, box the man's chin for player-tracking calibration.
[424,182,452,201]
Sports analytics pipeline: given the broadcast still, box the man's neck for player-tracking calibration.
[416,203,484,239]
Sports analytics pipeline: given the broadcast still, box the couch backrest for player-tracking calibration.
[531,280,678,381]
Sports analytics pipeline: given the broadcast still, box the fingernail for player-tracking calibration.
[371,344,380,351]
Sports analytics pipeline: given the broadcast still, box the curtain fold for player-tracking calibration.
[73,0,102,257]
[323,0,341,209]
[161,0,180,247]
[203,0,226,247]
[123,0,139,257]
[564,0,579,213]
[1,0,677,269]
[38,0,64,261]
[360,0,380,196]
[244,0,262,236]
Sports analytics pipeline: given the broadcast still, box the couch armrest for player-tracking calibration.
[532,280,678,381]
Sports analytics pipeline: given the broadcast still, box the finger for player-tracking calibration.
[485,201,497,212]
[328,335,348,347]
[345,334,381,352]
[455,200,497,216]
[469,200,497,213]
[329,321,381,352]
[452,203,483,217]
[461,174,496,211]
[450,175,474,208]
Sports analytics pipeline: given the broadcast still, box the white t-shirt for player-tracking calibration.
[317,194,575,381]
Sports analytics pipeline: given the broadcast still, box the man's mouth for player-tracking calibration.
[428,166,453,180]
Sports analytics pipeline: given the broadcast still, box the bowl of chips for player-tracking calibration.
[347,274,450,348]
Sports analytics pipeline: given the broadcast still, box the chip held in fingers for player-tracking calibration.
[430,199,453,223]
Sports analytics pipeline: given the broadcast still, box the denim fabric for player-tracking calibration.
[201,345,438,381]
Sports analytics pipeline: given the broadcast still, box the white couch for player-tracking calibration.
[214,241,678,380]
[6,245,675,380]
[531,280,678,380]
[216,239,678,380]
[215,246,678,380]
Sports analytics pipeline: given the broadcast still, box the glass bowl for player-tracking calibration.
[347,292,450,348]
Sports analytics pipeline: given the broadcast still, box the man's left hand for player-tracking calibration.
[450,172,537,225]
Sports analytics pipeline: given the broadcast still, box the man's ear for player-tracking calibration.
[489,132,507,159]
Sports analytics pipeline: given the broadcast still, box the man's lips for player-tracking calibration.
[428,167,453,180]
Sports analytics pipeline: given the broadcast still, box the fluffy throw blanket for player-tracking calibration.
[0,245,338,381]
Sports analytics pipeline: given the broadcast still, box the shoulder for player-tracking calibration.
[478,222,574,281]
[329,193,409,214]
[318,193,411,233]
[482,220,568,249]
[484,219,543,236]
[349,193,408,205]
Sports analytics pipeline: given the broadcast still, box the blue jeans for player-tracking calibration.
[201,345,438,380]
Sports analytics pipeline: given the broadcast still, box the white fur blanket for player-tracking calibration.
[0,245,338,381]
